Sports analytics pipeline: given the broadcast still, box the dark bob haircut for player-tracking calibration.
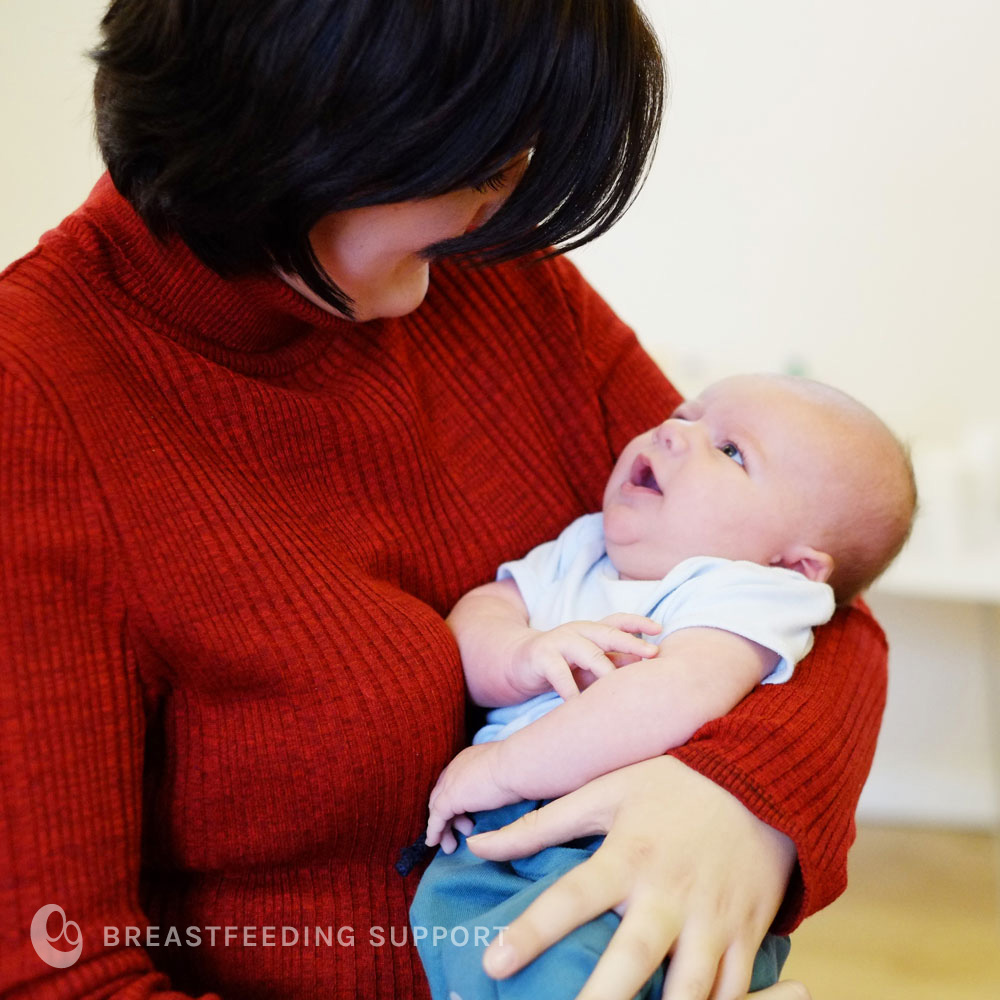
[93,0,665,316]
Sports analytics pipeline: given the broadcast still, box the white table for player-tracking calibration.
[875,543,1000,606]
[873,543,1000,898]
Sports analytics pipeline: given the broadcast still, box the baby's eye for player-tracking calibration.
[719,442,745,467]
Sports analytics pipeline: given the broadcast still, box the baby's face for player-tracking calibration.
[602,375,858,581]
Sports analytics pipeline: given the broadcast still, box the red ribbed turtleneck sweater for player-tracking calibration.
[0,176,886,999]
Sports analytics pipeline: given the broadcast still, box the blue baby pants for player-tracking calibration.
[410,800,790,1000]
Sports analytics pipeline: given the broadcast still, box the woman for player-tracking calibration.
[0,2,884,998]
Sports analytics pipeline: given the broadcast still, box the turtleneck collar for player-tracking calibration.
[51,173,359,374]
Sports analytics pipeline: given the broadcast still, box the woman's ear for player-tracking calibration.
[770,545,834,583]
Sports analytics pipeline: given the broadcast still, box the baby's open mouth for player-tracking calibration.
[629,456,662,495]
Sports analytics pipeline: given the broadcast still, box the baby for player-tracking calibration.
[410,373,916,1000]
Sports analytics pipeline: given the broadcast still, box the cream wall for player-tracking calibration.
[2,1,997,827]
[0,1,106,261]
[570,1,1000,829]
[573,1,1000,443]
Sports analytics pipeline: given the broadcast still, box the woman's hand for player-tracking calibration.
[746,985,810,1000]
[465,755,797,1000]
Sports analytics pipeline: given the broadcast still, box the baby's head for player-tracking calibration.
[602,374,916,603]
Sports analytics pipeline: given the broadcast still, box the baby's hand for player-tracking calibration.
[426,743,512,854]
[512,614,661,701]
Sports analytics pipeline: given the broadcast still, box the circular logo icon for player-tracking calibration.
[30,904,83,969]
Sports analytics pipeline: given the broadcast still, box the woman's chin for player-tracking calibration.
[350,264,432,322]
[278,261,431,322]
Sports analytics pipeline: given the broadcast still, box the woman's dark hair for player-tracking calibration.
[93,0,665,316]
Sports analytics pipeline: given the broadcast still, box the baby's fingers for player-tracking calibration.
[539,651,584,700]
[576,621,658,661]
[425,809,447,847]
[453,815,475,836]
[599,613,662,638]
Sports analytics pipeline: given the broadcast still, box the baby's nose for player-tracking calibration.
[655,418,694,451]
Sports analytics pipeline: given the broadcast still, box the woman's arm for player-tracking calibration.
[670,603,888,928]
[0,370,215,999]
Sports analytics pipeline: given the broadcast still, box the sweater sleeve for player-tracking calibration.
[550,255,888,933]
[0,369,217,999]
[671,606,887,932]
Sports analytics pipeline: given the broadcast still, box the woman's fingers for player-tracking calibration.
[471,757,798,1000]
[704,939,756,1000]
[482,853,625,980]
[466,782,611,861]
[658,923,729,1000]
[741,983,811,1000]
[576,898,683,1000]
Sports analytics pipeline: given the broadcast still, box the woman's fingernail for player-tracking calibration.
[483,942,518,978]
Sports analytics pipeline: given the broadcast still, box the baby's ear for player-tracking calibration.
[771,545,834,584]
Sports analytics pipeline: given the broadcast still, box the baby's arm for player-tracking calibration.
[448,578,660,706]
[426,627,777,851]
[489,627,778,797]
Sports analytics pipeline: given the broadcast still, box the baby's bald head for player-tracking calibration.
[754,375,917,602]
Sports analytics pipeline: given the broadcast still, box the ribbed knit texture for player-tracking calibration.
[0,176,886,999]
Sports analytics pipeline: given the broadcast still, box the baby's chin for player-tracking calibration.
[602,531,651,582]
[599,506,626,547]
[603,516,688,582]
[601,502,648,547]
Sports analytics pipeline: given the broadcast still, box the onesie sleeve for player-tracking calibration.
[547,254,889,932]
[495,534,562,614]
[0,369,218,998]
[654,559,836,685]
